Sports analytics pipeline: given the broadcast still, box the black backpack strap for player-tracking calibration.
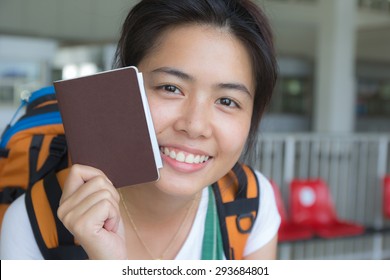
[212,163,260,260]
[222,164,259,229]
[29,135,68,188]
[43,171,88,259]
[25,171,88,260]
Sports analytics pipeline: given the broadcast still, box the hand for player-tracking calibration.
[57,164,127,259]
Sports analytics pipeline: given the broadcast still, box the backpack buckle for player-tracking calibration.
[236,213,255,234]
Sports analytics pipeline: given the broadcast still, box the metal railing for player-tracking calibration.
[359,0,390,13]
[248,133,390,259]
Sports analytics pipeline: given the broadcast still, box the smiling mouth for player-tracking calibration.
[160,146,211,164]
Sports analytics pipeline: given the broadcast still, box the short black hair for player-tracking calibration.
[113,0,277,158]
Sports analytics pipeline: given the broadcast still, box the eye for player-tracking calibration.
[216,97,239,108]
[158,84,182,95]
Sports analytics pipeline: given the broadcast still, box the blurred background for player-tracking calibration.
[0,0,389,259]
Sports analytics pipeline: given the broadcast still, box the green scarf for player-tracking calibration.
[201,187,224,260]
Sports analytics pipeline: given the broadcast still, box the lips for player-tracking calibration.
[160,146,210,164]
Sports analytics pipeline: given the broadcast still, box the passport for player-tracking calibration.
[54,66,162,188]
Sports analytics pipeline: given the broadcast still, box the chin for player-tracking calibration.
[155,176,205,197]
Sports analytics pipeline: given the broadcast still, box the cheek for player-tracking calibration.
[147,96,175,134]
[217,118,251,157]
[149,102,165,134]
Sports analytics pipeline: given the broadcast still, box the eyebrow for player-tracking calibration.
[151,66,252,97]
[151,67,194,81]
[217,83,253,98]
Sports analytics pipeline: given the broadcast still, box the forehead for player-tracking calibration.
[138,24,255,92]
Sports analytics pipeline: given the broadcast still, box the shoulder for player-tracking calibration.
[253,169,275,199]
[250,168,279,215]
[1,194,27,234]
[0,194,43,259]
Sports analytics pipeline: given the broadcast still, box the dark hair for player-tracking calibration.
[113,0,277,159]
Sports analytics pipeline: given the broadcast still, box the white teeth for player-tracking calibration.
[194,155,200,164]
[161,147,209,164]
[176,152,185,162]
[185,154,194,164]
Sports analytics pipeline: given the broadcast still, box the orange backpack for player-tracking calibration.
[212,163,260,259]
[0,86,68,228]
[1,86,260,259]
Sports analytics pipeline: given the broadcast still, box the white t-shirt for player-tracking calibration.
[0,170,280,260]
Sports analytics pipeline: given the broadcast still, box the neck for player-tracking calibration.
[119,182,201,222]
[119,183,202,260]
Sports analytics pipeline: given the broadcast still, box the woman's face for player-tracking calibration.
[138,24,255,197]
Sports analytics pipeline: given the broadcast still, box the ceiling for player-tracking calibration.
[0,0,389,63]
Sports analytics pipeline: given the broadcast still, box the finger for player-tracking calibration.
[75,201,125,260]
[59,175,119,213]
[58,186,120,227]
[68,198,121,241]
[61,164,114,202]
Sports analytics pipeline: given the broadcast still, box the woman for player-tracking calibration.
[0,0,280,260]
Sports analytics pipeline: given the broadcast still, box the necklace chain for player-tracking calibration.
[119,190,198,260]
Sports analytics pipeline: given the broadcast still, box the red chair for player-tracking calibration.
[270,180,313,242]
[384,176,390,218]
[290,179,364,239]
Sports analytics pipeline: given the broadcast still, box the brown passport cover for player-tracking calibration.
[54,67,159,188]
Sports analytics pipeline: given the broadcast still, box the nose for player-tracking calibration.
[173,95,213,139]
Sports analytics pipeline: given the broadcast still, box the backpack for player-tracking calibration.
[0,86,68,228]
[1,86,260,260]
